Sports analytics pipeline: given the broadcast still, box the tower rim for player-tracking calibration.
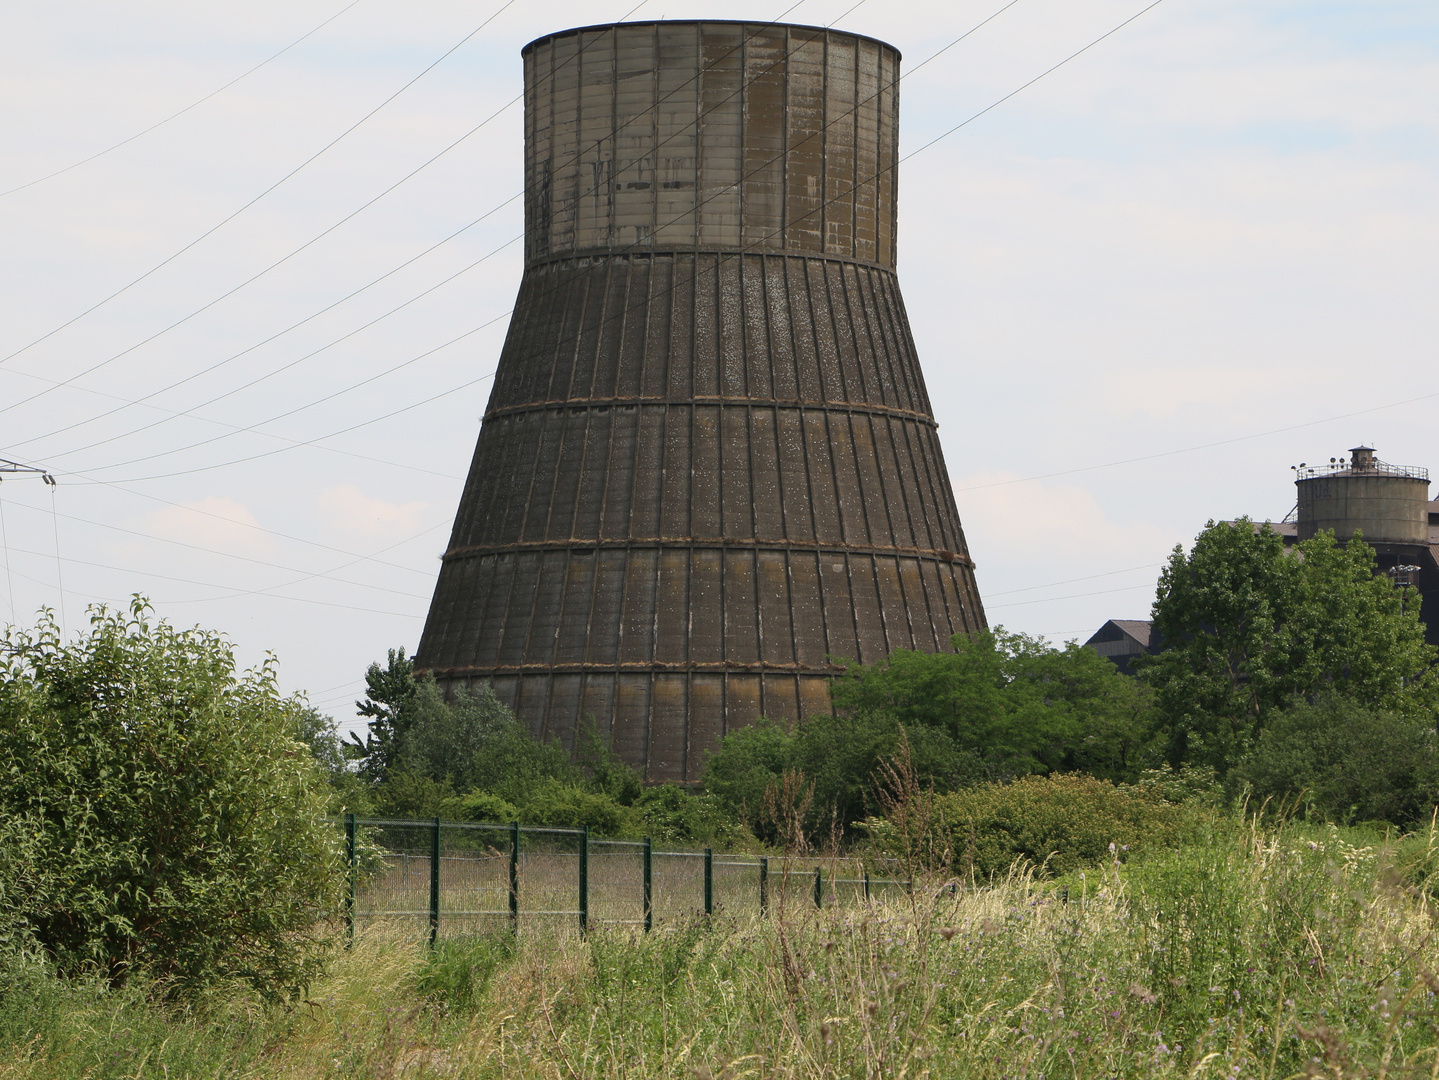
[521,19,901,60]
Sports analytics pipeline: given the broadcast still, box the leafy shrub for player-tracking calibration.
[454,791,521,824]
[0,602,341,997]
[1231,697,1439,826]
[830,629,1158,781]
[635,784,746,846]
[872,773,1196,879]
[516,779,639,837]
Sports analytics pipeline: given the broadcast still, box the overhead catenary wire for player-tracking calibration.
[40,0,1030,479]
[0,0,367,199]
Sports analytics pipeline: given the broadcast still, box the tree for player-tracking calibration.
[0,601,341,997]
[351,647,417,781]
[830,628,1156,780]
[1231,697,1439,826]
[1142,520,1437,773]
[293,706,370,814]
[700,630,1155,841]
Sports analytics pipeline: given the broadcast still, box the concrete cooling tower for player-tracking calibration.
[415,20,987,782]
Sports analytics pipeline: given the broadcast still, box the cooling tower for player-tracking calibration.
[415,20,987,782]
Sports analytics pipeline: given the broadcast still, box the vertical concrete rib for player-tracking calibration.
[416,20,986,781]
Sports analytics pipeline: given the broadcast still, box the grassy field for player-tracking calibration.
[4,818,1439,1079]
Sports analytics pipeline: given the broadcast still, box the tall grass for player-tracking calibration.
[4,818,1439,1078]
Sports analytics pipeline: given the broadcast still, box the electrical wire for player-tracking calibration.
[49,485,66,636]
[0,0,367,199]
[826,0,870,27]
[986,581,1155,609]
[982,561,1160,598]
[38,0,1024,477]
[0,97,526,431]
[39,480,441,577]
[37,258,515,469]
[7,0,809,463]
[0,540,421,618]
[0,495,439,600]
[84,0,1155,486]
[953,387,1439,494]
[0,0,519,373]
[0,488,14,621]
[0,362,465,480]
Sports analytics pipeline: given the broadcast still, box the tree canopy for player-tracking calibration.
[702,628,1157,841]
[1142,520,1437,773]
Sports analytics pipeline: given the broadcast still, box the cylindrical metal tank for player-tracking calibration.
[1296,446,1429,546]
[416,20,987,782]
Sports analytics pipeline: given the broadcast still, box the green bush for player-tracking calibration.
[515,779,639,837]
[915,773,1196,879]
[454,791,521,824]
[0,601,341,997]
[1231,697,1439,826]
[635,784,745,846]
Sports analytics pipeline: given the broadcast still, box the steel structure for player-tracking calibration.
[416,20,986,781]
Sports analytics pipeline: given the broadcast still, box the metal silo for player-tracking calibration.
[1295,446,1429,547]
[415,20,987,782]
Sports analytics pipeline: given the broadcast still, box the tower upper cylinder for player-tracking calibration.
[523,21,900,267]
[416,20,986,782]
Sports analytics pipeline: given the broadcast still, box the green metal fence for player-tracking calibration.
[341,815,910,941]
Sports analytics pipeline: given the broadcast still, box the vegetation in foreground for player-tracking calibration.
[4,817,1439,1079]
[5,517,1439,1076]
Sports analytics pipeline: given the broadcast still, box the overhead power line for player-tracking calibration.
[0,540,422,618]
[987,582,1156,609]
[32,0,1027,477]
[0,496,438,600]
[80,0,1161,486]
[0,0,519,373]
[6,0,807,462]
[0,0,366,199]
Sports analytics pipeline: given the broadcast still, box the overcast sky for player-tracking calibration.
[2,0,1435,730]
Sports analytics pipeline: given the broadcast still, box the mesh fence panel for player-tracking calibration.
[344,818,911,938]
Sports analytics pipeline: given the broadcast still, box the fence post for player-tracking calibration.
[578,825,589,937]
[344,813,356,944]
[508,821,520,932]
[813,866,823,909]
[759,856,768,917]
[643,836,653,933]
[429,817,441,946]
[703,847,713,916]
[863,867,870,903]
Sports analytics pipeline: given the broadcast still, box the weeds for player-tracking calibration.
[5,818,1439,1077]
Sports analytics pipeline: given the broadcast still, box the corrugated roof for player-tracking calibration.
[1108,620,1153,648]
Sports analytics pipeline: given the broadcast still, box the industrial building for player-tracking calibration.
[1086,445,1439,670]
[415,21,987,782]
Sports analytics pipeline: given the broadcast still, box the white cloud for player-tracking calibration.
[318,484,428,539]
[144,496,273,554]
